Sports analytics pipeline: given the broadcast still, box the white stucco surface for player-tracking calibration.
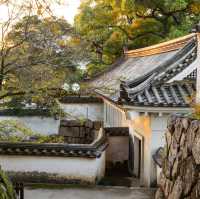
[104,101,128,127]
[150,115,168,154]
[0,152,106,183]
[150,115,168,186]
[0,116,60,135]
[60,103,103,121]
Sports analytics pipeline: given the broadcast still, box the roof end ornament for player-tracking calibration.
[191,21,200,33]
[196,22,200,33]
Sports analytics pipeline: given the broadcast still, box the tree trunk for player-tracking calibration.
[0,55,5,91]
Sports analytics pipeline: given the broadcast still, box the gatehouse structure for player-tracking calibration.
[85,29,200,187]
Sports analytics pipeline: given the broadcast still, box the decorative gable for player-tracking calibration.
[119,35,199,107]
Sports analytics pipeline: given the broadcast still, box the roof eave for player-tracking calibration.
[122,104,192,114]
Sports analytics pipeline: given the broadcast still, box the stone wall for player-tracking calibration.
[59,120,102,144]
[156,115,200,199]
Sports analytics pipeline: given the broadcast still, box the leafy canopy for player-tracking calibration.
[0,15,81,107]
[75,0,200,76]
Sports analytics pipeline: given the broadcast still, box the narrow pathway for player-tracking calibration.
[25,186,155,199]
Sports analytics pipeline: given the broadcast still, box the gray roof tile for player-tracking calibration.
[121,80,195,107]
[87,34,197,108]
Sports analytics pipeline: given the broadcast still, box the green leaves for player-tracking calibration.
[75,0,200,77]
[0,169,16,199]
[0,15,82,106]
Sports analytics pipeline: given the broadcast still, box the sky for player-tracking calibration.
[0,0,81,24]
[52,0,81,24]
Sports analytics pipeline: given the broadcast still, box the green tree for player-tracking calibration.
[0,15,81,107]
[0,0,84,108]
[75,0,200,76]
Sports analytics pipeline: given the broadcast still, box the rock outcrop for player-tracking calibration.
[156,115,200,199]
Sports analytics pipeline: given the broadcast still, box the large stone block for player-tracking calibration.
[155,188,165,199]
[192,132,200,164]
[79,127,86,137]
[167,115,177,134]
[59,126,67,136]
[181,157,197,196]
[165,130,172,150]
[93,121,102,130]
[156,116,200,198]
[172,157,179,179]
[190,180,200,199]
[70,127,80,137]
[164,178,173,198]
[59,127,80,138]
[157,172,166,188]
[174,118,184,143]
[187,120,199,152]
[60,120,82,127]
[181,118,190,130]
[168,177,183,199]
[84,120,93,128]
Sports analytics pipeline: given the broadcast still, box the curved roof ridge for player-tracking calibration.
[125,33,196,58]
[121,38,197,101]
[125,38,196,90]
[125,73,156,95]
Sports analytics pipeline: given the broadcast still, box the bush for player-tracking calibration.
[0,168,16,199]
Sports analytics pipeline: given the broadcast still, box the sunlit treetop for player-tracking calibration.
[74,0,200,76]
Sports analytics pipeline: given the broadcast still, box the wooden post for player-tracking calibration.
[20,183,24,199]
[15,183,24,199]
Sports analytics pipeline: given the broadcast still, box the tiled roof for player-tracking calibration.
[86,34,197,104]
[0,131,108,158]
[119,36,198,107]
[120,80,195,107]
[124,38,197,90]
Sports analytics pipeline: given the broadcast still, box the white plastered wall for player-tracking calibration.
[103,101,128,127]
[150,114,169,185]
[127,111,152,187]
[102,101,153,187]
[60,103,103,121]
[0,152,106,184]
[0,116,60,135]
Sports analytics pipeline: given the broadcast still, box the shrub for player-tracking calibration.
[0,168,16,199]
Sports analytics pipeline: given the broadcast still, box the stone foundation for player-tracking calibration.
[156,115,200,199]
